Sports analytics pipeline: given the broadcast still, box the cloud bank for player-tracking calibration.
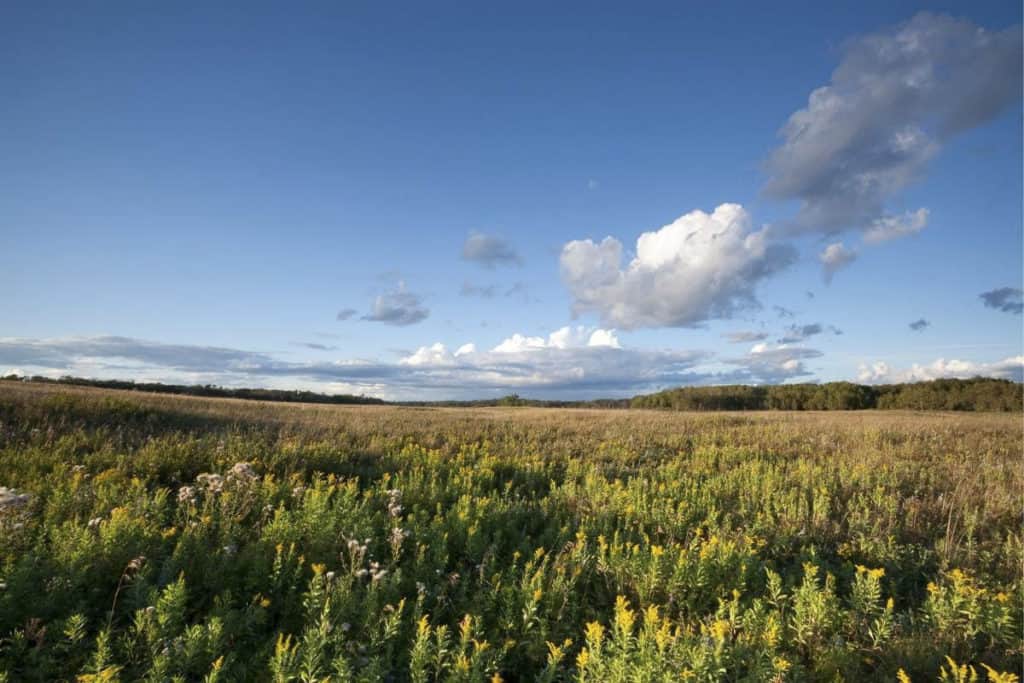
[859,356,1024,383]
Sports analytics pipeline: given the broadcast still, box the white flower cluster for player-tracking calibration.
[385,489,403,518]
[196,473,224,494]
[0,486,31,511]
[187,462,259,501]
[228,461,257,482]
[389,525,410,557]
[343,538,388,583]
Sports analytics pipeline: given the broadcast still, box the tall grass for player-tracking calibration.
[0,383,1020,681]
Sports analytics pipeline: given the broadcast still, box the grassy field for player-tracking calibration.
[0,382,1020,681]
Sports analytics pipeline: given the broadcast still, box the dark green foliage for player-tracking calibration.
[632,378,1022,412]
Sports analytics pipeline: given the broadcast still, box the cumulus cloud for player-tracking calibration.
[362,282,429,326]
[723,343,823,384]
[462,232,522,268]
[385,327,706,397]
[765,13,1021,237]
[490,326,621,353]
[724,331,769,343]
[863,208,929,244]
[560,203,796,329]
[909,318,930,331]
[819,242,857,283]
[979,287,1023,314]
[858,355,1024,383]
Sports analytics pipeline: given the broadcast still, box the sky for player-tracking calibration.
[2,1,1022,400]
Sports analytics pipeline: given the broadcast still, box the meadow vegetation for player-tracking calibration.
[0,383,1020,681]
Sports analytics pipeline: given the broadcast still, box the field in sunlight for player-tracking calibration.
[0,382,1020,681]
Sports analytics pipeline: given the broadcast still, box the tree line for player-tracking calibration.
[0,375,386,405]
[2,374,1020,411]
[630,378,1022,412]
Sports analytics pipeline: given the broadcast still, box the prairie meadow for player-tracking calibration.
[0,382,1020,681]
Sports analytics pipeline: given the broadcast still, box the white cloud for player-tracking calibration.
[461,232,522,268]
[362,281,430,326]
[454,343,476,357]
[723,343,822,383]
[863,208,929,244]
[587,329,620,348]
[765,13,1021,236]
[560,203,796,329]
[819,242,857,283]
[492,326,619,353]
[858,356,1024,383]
[492,334,547,353]
[399,342,453,366]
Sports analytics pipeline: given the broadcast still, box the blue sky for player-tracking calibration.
[2,1,1021,399]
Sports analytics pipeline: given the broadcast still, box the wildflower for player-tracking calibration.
[371,569,388,582]
[340,622,351,632]
[0,486,31,511]
[177,486,197,504]
[228,461,257,482]
[389,526,410,555]
[710,619,730,641]
[223,544,238,556]
[196,473,224,493]
[292,484,306,498]
[386,489,403,518]
[325,571,336,581]
[145,606,155,615]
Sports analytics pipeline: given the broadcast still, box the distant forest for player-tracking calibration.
[1,375,385,406]
[630,377,1023,412]
[2,374,1021,411]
